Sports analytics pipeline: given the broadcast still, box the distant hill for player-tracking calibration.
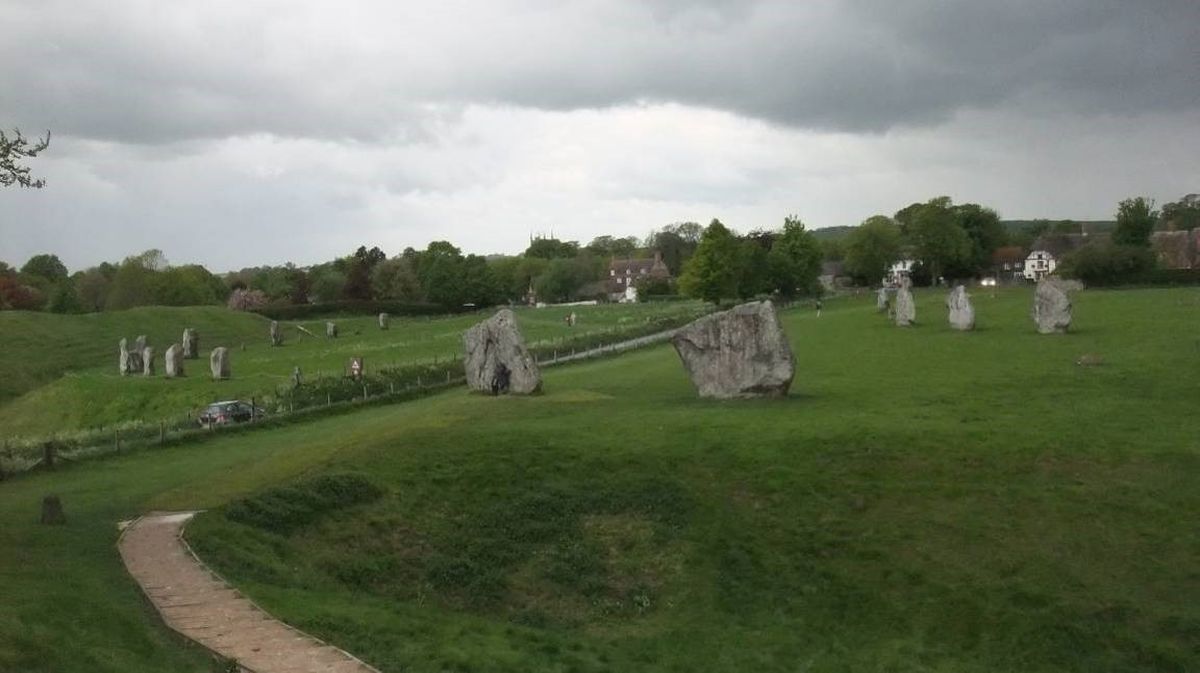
[810,225,857,241]
[811,221,1117,242]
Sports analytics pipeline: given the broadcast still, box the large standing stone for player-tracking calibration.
[182,328,199,359]
[270,320,283,346]
[210,347,231,380]
[123,338,143,375]
[946,285,975,331]
[463,309,542,395]
[326,322,338,339]
[165,344,184,378]
[378,312,389,330]
[876,287,889,313]
[1032,279,1072,334]
[670,300,794,399]
[142,346,155,376]
[134,335,148,353]
[894,279,916,327]
[118,338,131,375]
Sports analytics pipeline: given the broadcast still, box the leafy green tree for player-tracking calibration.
[904,198,972,283]
[1161,194,1200,231]
[460,255,502,306]
[737,230,775,299]
[843,215,902,285]
[646,222,702,275]
[1059,242,1155,285]
[47,282,83,313]
[766,216,822,298]
[75,268,111,312]
[525,237,579,260]
[105,256,158,309]
[679,219,741,303]
[1114,197,1158,247]
[155,265,225,306]
[308,268,346,303]
[586,235,639,258]
[20,254,68,285]
[371,257,422,301]
[1,129,50,188]
[954,203,1006,273]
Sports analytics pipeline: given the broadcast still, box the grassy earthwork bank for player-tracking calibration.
[0,287,1197,672]
[0,302,703,438]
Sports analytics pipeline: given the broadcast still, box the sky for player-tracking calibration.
[1,0,1198,272]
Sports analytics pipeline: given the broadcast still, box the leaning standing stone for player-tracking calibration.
[378,312,389,330]
[463,309,542,395]
[165,344,184,378]
[326,322,338,338]
[210,347,231,380]
[182,328,199,359]
[142,346,155,376]
[1033,279,1072,334]
[946,285,975,331]
[270,320,283,346]
[671,300,794,399]
[894,279,916,327]
[876,287,889,313]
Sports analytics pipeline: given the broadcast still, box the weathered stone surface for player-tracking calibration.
[134,335,148,353]
[670,300,794,399]
[165,344,184,378]
[378,312,389,330]
[894,280,916,327]
[182,328,199,359]
[1033,279,1072,334]
[463,309,541,395]
[210,347,231,380]
[142,347,155,376]
[326,322,338,338]
[121,337,143,375]
[291,366,303,388]
[946,285,975,331]
[876,287,889,313]
[270,320,283,346]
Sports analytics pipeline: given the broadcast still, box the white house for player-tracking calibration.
[1023,234,1102,281]
[886,259,916,285]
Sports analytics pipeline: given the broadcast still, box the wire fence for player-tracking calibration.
[0,309,710,481]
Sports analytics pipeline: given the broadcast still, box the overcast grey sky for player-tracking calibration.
[2,0,1197,272]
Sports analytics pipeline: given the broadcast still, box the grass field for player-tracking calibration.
[0,287,1197,672]
[0,302,702,438]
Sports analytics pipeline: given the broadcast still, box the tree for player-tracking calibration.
[105,257,158,309]
[525,237,579,260]
[371,257,422,301]
[75,268,111,312]
[309,268,346,303]
[843,215,902,285]
[1160,194,1199,231]
[1,129,50,188]
[738,229,776,299]
[766,216,822,298]
[954,203,1006,274]
[1114,197,1158,247]
[646,222,702,275]
[20,254,68,285]
[586,235,639,258]
[904,198,972,284]
[1059,241,1154,286]
[679,219,741,303]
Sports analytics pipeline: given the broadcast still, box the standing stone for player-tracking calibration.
[378,313,389,330]
[182,328,199,359]
[946,285,975,331]
[40,495,66,525]
[142,346,155,376]
[670,300,794,399]
[125,339,143,375]
[210,347,231,380]
[1032,279,1072,334]
[134,335,148,353]
[894,278,916,327]
[270,320,283,347]
[118,338,131,376]
[326,322,338,339]
[165,344,184,378]
[291,366,303,388]
[876,287,889,313]
[463,309,542,395]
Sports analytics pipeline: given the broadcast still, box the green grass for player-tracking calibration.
[0,302,702,437]
[0,287,1197,672]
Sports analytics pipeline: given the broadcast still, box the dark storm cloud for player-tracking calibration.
[2,0,1196,145]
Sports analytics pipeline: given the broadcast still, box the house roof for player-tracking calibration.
[609,254,670,277]
[991,245,1027,264]
[1029,233,1109,257]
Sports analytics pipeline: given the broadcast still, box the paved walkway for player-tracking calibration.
[118,512,379,673]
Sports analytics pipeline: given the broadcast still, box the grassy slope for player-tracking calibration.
[1,287,1194,672]
[0,303,701,437]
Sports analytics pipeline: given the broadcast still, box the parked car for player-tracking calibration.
[198,400,265,427]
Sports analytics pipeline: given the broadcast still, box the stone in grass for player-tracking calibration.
[210,347,231,380]
[41,495,66,525]
[118,338,131,375]
[142,346,155,376]
[1033,278,1072,334]
[165,343,184,378]
[894,278,916,327]
[946,284,975,331]
[182,328,199,359]
[270,320,283,347]
[379,312,389,330]
[670,300,794,399]
[463,309,542,395]
[1076,353,1105,367]
[326,321,338,339]
[876,287,889,313]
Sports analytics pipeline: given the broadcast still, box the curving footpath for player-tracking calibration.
[118,512,379,673]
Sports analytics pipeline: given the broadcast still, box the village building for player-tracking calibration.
[608,251,671,302]
[1023,233,1108,281]
[991,246,1027,283]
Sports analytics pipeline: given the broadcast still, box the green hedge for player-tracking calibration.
[252,300,467,320]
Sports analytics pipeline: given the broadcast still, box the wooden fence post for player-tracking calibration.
[159,422,165,446]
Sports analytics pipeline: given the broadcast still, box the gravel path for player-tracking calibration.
[118,512,379,673]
